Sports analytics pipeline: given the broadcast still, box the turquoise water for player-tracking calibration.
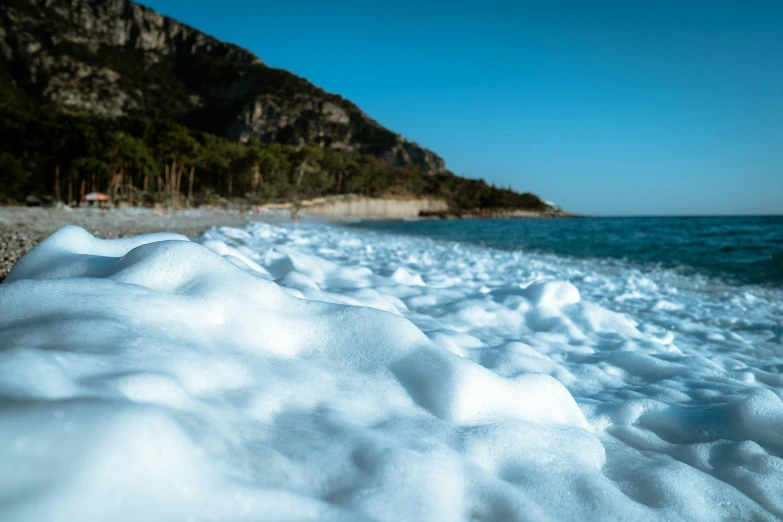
[349,216,783,287]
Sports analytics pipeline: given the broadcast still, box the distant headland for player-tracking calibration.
[0,0,563,217]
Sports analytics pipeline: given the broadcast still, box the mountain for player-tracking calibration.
[0,0,446,173]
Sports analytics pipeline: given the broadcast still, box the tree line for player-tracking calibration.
[0,104,547,213]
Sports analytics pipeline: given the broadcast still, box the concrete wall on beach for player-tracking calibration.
[301,196,448,219]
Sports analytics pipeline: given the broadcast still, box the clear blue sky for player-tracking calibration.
[141,0,782,215]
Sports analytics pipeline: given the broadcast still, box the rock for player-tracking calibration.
[0,0,447,174]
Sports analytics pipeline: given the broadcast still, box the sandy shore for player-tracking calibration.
[0,207,287,280]
[0,203,564,281]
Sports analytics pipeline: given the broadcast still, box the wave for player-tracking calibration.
[0,222,781,521]
[350,216,783,288]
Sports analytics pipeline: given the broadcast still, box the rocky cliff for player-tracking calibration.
[0,0,447,173]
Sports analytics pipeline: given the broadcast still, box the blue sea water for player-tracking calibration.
[349,216,783,288]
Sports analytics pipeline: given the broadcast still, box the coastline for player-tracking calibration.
[1,214,779,520]
[0,207,288,280]
[0,199,569,280]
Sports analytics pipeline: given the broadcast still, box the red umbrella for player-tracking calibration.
[85,192,109,202]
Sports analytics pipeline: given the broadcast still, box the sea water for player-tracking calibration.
[0,217,782,521]
[351,215,783,287]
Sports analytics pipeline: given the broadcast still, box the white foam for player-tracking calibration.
[0,222,781,521]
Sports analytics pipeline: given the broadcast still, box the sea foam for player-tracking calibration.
[0,222,781,521]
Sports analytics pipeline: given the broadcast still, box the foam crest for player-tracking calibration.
[0,222,781,521]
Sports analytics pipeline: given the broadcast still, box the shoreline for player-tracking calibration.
[0,203,568,280]
[2,211,779,520]
[0,207,289,280]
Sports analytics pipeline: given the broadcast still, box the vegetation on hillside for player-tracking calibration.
[0,0,552,214]
[1,0,446,173]
[0,104,547,213]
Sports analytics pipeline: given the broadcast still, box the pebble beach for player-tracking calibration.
[0,207,286,279]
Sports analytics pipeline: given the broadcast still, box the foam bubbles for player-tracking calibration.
[0,222,781,521]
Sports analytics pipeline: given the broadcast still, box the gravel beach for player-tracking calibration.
[0,207,287,280]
